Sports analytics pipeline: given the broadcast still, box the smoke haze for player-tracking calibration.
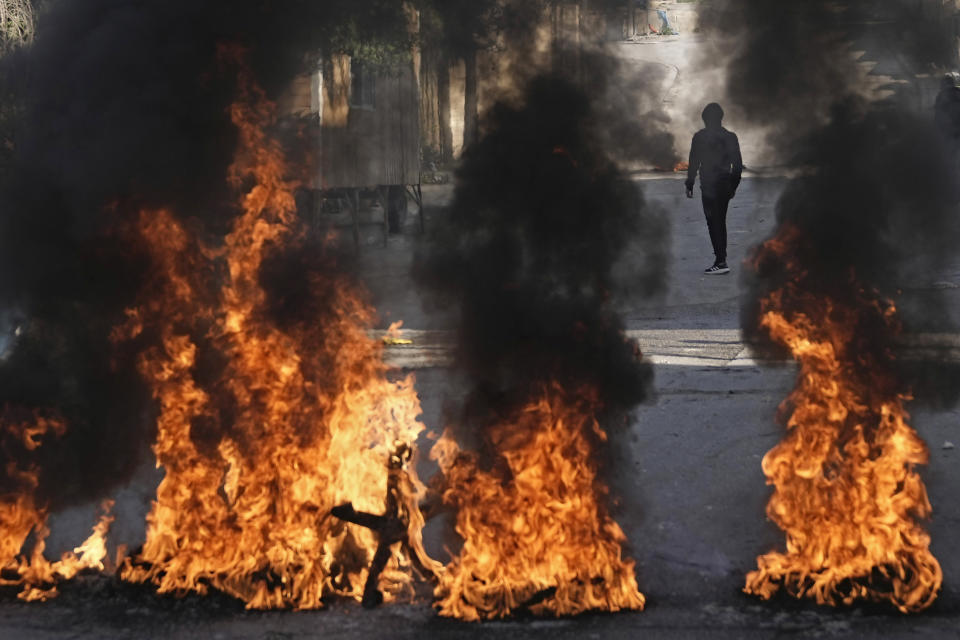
[415,61,673,455]
[0,0,405,509]
[697,0,960,401]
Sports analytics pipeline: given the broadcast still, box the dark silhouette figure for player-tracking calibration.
[685,103,743,274]
[330,444,437,608]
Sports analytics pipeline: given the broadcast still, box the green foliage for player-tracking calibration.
[417,0,498,56]
[0,0,35,53]
[320,0,415,71]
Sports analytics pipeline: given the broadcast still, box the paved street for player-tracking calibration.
[5,175,957,639]
[0,178,960,639]
[7,10,960,638]
[360,173,960,636]
[360,176,791,332]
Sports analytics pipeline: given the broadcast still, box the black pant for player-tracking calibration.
[702,193,730,264]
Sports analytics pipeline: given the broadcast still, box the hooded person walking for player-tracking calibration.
[685,103,743,274]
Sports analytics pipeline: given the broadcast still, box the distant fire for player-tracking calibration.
[110,66,438,609]
[431,384,644,620]
[745,227,942,613]
[652,161,688,172]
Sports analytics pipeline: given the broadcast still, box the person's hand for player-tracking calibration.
[685,186,694,198]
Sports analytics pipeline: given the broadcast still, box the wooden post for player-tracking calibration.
[407,183,425,233]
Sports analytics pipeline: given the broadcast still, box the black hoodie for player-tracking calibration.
[685,126,743,198]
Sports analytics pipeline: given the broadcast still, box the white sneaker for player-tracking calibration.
[704,263,730,275]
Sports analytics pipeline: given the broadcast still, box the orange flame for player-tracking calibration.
[0,414,65,572]
[0,414,111,600]
[0,431,115,605]
[11,500,115,602]
[431,384,644,620]
[744,232,942,612]
[117,69,438,608]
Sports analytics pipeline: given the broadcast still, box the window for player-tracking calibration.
[349,59,376,110]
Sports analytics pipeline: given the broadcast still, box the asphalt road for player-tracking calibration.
[4,176,960,639]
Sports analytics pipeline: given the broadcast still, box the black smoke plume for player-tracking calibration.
[695,1,863,151]
[415,67,671,447]
[697,1,960,402]
[0,0,406,511]
[578,49,679,171]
